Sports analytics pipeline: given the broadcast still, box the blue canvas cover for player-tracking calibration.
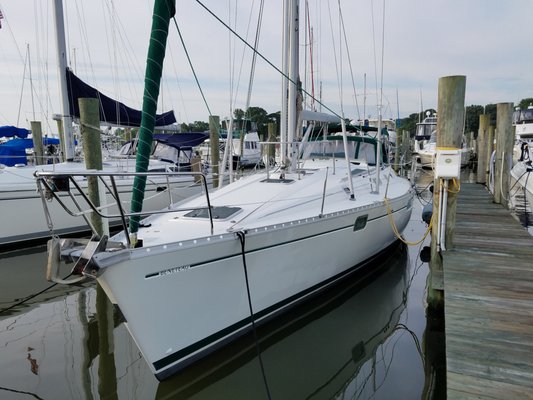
[0,138,29,165]
[0,137,61,166]
[0,125,30,138]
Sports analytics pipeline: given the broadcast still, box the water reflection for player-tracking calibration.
[156,241,412,399]
[0,221,435,399]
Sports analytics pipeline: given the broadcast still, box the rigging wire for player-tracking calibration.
[245,0,265,113]
[326,0,343,116]
[194,0,343,121]
[337,1,360,122]
[171,17,212,117]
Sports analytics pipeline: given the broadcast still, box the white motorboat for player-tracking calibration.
[413,113,470,168]
[36,0,414,381]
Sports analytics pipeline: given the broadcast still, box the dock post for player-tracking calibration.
[402,130,410,177]
[486,125,495,187]
[79,97,118,397]
[52,114,66,161]
[209,115,220,188]
[493,103,514,206]
[267,122,277,166]
[79,97,106,236]
[476,114,490,184]
[30,121,44,165]
[394,130,402,173]
[429,75,466,312]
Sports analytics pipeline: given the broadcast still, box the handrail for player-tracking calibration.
[34,170,214,239]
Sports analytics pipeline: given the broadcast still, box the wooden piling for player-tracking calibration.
[394,130,402,173]
[485,125,495,186]
[493,103,514,206]
[429,75,466,312]
[191,154,202,184]
[79,98,104,236]
[476,114,490,184]
[30,121,44,165]
[209,115,220,188]
[402,130,410,166]
[267,122,277,164]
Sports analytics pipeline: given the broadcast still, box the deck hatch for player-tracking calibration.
[184,206,241,220]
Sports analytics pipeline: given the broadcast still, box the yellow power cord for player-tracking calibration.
[384,197,433,246]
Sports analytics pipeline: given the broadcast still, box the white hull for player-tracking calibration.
[157,242,409,397]
[0,162,207,247]
[511,161,533,199]
[90,161,413,380]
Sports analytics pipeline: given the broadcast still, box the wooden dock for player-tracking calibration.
[443,183,533,399]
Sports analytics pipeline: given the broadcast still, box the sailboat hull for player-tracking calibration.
[94,194,412,380]
[0,166,207,248]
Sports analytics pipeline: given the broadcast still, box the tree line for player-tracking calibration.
[115,97,533,141]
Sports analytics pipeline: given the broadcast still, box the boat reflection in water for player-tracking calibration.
[156,240,410,399]
[0,240,411,399]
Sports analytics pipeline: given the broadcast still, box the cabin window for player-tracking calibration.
[353,215,368,231]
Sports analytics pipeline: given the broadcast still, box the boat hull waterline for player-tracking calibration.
[94,190,412,380]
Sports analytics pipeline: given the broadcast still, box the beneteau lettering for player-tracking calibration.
[159,265,191,276]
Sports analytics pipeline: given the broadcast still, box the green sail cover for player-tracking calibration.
[129,0,176,237]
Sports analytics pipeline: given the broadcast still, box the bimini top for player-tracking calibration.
[307,135,388,165]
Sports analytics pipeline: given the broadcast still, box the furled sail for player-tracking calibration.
[129,0,176,238]
[65,68,176,127]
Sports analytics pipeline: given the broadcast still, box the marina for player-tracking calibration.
[0,172,437,398]
[1,1,533,399]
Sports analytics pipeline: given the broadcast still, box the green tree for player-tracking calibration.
[182,121,209,132]
[465,105,484,137]
[246,106,269,138]
[234,108,245,120]
[518,98,533,109]
[484,104,497,126]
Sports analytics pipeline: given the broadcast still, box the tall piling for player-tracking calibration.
[493,103,514,206]
[476,114,490,184]
[209,115,220,188]
[486,125,495,186]
[30,121,44,165]
[79,98,104,235]
[80,97,118,398]
[429,75,466,312]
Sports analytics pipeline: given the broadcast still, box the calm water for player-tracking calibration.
[9,167,531,399]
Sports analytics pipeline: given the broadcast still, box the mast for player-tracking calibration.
[287,0,299,171]
[52,0,75,161]
[280,0,290,163]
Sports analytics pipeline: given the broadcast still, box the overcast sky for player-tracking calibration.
[1,0,532,134]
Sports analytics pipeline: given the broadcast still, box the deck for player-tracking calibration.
[442,183,533,399]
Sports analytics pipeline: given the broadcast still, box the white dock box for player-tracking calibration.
[435,149,461,179]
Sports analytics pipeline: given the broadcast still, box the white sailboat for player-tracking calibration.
[0,0,208,249]
[35,0,414,380]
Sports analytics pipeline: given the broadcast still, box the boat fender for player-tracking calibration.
[422,203,433,225]
[46,238,86,285]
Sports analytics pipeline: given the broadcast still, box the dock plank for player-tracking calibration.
[442,183,533,399]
